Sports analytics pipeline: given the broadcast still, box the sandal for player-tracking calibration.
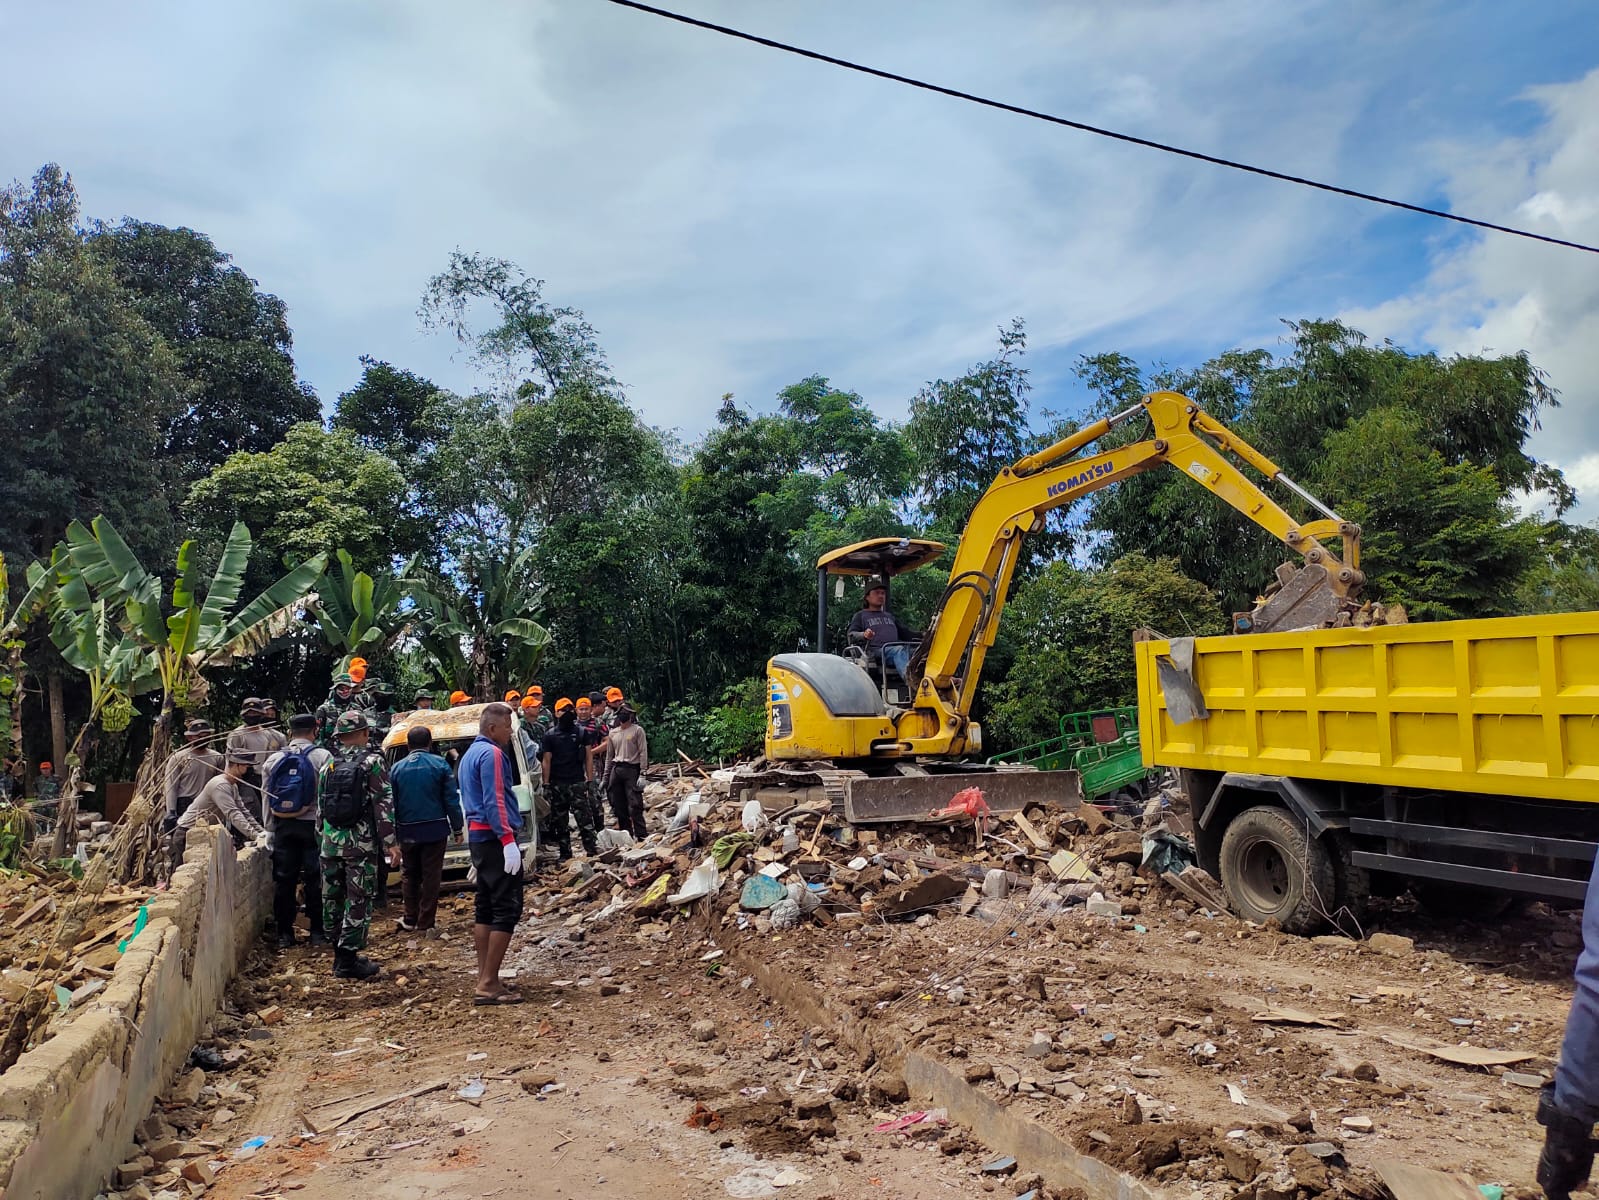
[473,990,526,1006]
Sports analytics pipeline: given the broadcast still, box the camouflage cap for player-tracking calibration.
[334,710,369,734]
[332,672,355,686]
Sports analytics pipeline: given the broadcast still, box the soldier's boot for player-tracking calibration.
[308,928,330,948]
[333,948,381,980]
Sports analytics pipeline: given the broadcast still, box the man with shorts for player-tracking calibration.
[459,702,525,1005]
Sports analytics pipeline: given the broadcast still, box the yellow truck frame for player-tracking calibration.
[1137,613,1599,931]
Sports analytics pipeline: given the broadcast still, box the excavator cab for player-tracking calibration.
[814,538,945,705]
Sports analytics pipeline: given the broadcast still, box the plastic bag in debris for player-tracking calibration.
[667,860,721,905]
[668,793,710,832]
[740,799,768,833]
[740,874,787,910]
[595,828,636,852]
[709,832,754,869]
[1141,827,1197,875]
[768,898,801,930]
[787,880,820,914]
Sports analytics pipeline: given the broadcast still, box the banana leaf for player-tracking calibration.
[197,522,253,638]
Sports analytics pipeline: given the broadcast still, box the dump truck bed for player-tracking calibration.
[1135,611,1599,805]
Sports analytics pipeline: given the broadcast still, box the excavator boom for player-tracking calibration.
[760,389,1384,806]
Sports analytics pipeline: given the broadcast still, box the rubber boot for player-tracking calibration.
[333,948,381,980]
[308,929,330,948]
[275,929,296,950]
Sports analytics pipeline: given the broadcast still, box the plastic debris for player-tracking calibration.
[456,1079,486,1101]
[873,1109,949,1133]
[667,861,720,905]
[769,898,801,930]
[740,874,788,910]
[740,799,767,833]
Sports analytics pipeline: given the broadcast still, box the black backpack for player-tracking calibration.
[266,747,318,818]
[322,752,372,830]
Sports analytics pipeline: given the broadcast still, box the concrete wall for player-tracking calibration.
[0,829,271,1200]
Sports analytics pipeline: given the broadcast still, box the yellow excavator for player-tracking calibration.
[747,389,1379,821]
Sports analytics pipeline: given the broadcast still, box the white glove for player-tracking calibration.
[254,832,270,849]
[502,840,522,876]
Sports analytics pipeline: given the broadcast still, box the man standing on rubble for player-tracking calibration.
[391,725,463,935]
[263,714,332,949]
[460,702,524,1005]
[318,711,400,981]
[605,704,649,840]
[847,577,920,683]
[541,698,599,860]
[164,719,223,833]
[578,694,608,833]
[1540,854,1599,1199]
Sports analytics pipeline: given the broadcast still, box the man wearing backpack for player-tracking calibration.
[263,714,333,950]
[391,725,463,936]
[318,710,400,981]
[541,698,599,861]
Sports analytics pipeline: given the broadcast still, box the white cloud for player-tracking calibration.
[1340,67,1599,519]
[2,0,1595,477]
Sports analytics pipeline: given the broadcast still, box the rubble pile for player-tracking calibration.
[106,999,284,1200]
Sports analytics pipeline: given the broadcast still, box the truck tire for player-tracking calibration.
[1218,805,1337,934]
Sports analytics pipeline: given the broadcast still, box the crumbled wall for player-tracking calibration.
[0,829,270,1199]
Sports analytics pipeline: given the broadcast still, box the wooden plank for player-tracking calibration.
[1373,1160,1483,1200]
[309,1079,448,1130]
[12,896,54,928]
[1011,812,1052,852]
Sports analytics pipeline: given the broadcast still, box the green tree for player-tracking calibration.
[0,165,186,573]
[985,553,1225,749]
[680,398,810,694]
[906,319,1033,529]
[406,550,550,696]
[185,423,414,583]
[309,550,415,661]
[1320,408,1542,620]
[419,251,611,399]
[331,356,445,463]
[1516,522,1599,615]
[1074,320,1566,613]
[87,220,320,482]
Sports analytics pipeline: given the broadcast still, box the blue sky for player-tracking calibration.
[4,1,1597,511]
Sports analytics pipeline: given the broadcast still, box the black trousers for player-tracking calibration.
[607,762,647,839]
[272,819,324,935]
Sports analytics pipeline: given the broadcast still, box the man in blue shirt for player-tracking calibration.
[458,703,525,1005]
[1542,856,1599,1198]
[390,725,464,936]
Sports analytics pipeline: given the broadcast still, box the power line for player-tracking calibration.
[601,0,1599,257]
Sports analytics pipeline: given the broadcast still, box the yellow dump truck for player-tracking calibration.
[1136,611,1599,932]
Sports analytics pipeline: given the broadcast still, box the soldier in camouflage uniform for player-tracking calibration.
[318,710,400,980]
[540,698,599,860]
[315,673,363,748]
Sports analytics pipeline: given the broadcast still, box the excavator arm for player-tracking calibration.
[898,390,1364,755]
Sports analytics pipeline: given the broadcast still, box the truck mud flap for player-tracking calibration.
[842,769,1083,824]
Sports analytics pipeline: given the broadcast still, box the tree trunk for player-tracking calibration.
[47,671,66,772]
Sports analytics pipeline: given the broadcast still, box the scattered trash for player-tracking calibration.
[456,1079,486,1101]
[1383,1036,1534,1067]
[740,800,768,833]
[872,1109,949,1134]
[740,874,788,911]
[1226,1083,1247,1104]
[466,1051,487,1062]
[1253,1007,1345,1028]
[667,861,721,905]
[980,1156,1018,1175]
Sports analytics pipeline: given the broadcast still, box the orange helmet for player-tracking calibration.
[449,690,470,706]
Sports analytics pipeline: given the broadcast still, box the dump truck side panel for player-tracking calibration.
[1136,612,1599,806]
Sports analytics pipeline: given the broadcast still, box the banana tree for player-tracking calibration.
[0,552,53,761]
[58,516,326,711]
[310,551,415,660]
[32,556,160,732]
[406,546,550,695]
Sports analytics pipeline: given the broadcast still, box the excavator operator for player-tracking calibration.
[847,577,921,683]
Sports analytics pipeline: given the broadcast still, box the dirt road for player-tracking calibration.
[193,894,1013,1200]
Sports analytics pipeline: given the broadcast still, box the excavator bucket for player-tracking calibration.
[1235,563,1340,633]
[842,768,1084,824]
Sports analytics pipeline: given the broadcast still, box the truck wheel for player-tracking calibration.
[1218,805,1337,934]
